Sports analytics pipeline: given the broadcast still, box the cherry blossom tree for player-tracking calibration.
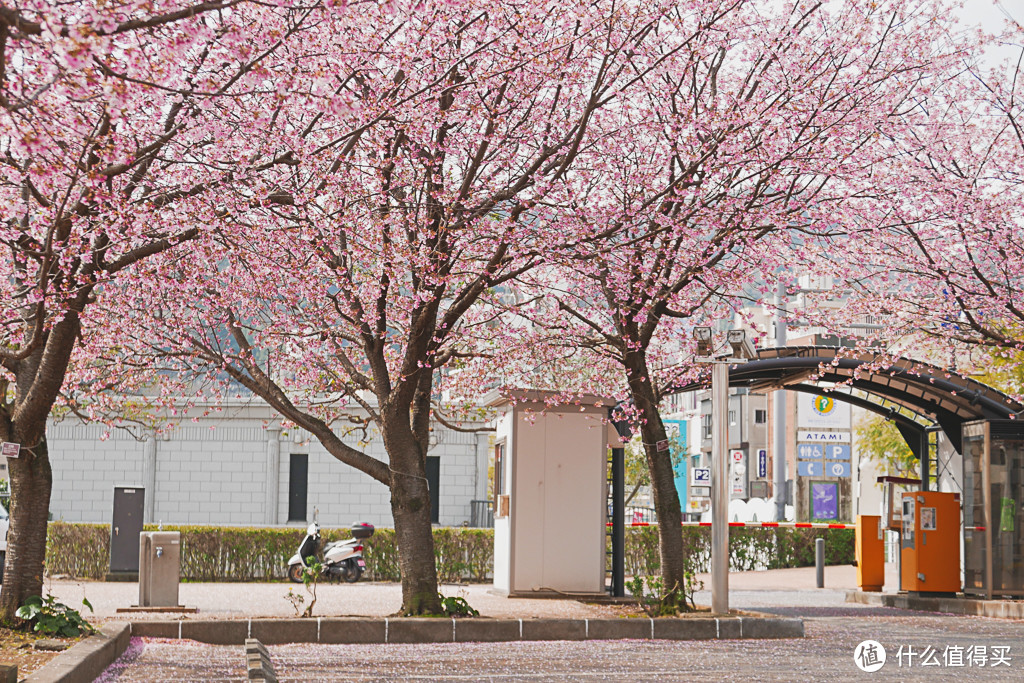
[851,40,1024,374]
[108,0,740,615]
[0,0,328,622]
[497,0,979,604]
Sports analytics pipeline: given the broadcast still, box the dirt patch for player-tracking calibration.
[0,627,83,677]
[580,600,772,619]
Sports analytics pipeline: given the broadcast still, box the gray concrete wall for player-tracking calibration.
[46,401,488,529]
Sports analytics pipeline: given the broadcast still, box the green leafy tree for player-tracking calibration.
[972,349,1024,397]
[624,438,650,507]
[855,414,918,478]
[624,431,687,508]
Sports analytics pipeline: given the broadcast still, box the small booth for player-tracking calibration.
[487,390,616,597]
[962,420,1024,599]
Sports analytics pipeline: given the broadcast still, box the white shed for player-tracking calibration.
[487,390,616,597]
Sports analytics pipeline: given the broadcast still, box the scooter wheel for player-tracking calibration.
[344,560,363,583]
[287,563,305,584]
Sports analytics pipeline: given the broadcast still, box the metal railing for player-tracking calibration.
[469,499,494,528]
[625,505,657,525]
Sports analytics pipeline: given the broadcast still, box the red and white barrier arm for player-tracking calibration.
[683,521,856,529]
[609,521,857,529]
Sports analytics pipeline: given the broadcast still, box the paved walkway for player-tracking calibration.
[47,563,897,622]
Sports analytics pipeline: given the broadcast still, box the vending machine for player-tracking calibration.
[900,491,961,595]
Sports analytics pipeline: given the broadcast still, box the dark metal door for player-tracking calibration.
[288,454,308,522]
[110,486,145,573]
[426,456,440,524]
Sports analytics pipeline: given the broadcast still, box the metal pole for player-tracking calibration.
[920,431,930,492]
[816,537,825,588]
[774,280,788,522]
[611,446,625,597]
[711,361,730,614]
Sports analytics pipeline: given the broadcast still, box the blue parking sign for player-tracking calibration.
[826,444,851,460]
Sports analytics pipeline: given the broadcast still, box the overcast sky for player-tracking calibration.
[959,0,1021,37]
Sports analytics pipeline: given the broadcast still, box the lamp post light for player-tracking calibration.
[693,326,756,615]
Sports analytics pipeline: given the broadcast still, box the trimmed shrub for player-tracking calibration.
[621,525,854,574]
[45,521,109,579]
[45,522,852,582]
[44,522,492,582]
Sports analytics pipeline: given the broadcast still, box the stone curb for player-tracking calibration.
[24,623,131,683]
[128,615,804,644]
[846,590,1024,619]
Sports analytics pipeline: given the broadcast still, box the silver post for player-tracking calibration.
[816,537,825,588]
[774,280,788,522]
[711,361,730,614]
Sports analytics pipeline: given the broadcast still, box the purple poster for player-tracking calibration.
[811,482,839,520]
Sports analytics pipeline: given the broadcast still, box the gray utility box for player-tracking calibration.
[139,531,181,608]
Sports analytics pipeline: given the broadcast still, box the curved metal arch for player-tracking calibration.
[784,384,930,461]
[671,346,1023,457]
[750,347,1021,419]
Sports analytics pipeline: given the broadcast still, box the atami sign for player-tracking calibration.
[799,431,851,443]
[1,442,20,459]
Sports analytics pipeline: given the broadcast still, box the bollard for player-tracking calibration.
[816,537,825,588]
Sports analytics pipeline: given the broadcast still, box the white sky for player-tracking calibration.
[962,0,1023,68]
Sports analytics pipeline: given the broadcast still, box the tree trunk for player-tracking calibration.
[623,353,687,598]
[384,429,442,615]
[0,437,52,624]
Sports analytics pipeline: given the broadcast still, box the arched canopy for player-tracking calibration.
[672,346,1023,458]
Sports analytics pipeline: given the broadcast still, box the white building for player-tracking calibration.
[45,399,491,528]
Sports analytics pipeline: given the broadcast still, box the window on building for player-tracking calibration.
[729,410,736,426]
[755,409,767,424]
[288,453,308,522]
[701,414,712,439]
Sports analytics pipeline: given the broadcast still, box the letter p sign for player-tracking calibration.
[828,444,851,460]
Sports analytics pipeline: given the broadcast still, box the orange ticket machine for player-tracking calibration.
[856,515,885,592]
[900,491,961,596]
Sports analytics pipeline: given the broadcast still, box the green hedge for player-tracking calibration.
[45,522,853,582]
[44,522,495,582]
[622,525,855,575]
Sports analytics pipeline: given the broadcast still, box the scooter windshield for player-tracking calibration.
[298,534,318,565]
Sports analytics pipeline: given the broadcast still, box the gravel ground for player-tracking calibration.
[96,609,1024,682]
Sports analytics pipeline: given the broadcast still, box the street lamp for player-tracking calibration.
[693,326,756,615]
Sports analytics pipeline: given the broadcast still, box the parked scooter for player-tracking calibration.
[287,521,374,584]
